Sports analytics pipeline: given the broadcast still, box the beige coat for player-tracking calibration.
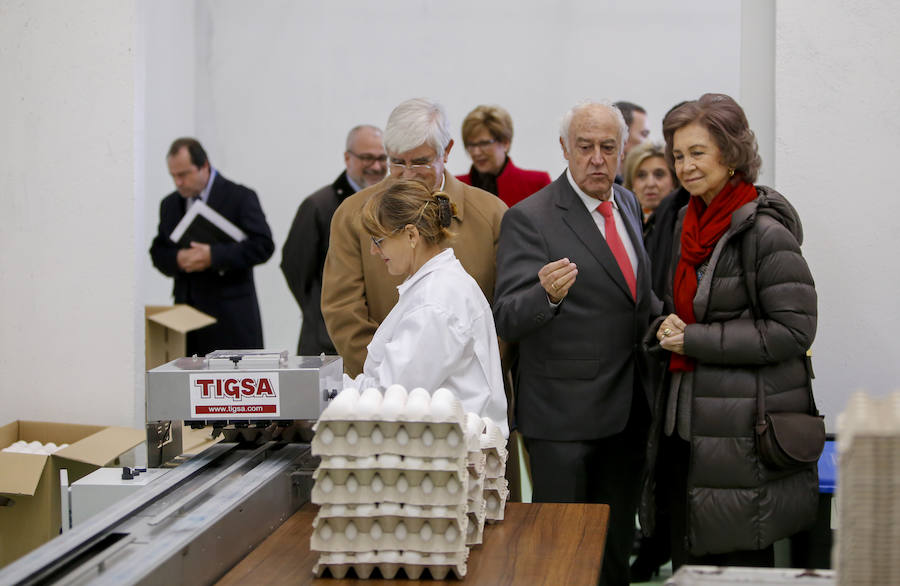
[321,171,507,376]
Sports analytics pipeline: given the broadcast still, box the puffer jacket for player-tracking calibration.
[640,185,819,556]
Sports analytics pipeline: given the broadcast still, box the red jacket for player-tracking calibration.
[457,158,552,208]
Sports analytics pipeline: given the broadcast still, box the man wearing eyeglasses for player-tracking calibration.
[281,125,386,356]
[321,98,508,378]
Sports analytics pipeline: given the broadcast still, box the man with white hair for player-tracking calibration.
[492,101,658,586]
[321,98,507,377]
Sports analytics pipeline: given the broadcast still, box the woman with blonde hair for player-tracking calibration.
[623,141,679,223]
[457,104,551,208]
[344,178,509,437]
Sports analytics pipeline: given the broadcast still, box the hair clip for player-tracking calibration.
[434,193,455,228]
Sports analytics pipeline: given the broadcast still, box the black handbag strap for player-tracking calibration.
[740,222,820,428]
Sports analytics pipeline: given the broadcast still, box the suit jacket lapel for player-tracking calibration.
[556,180,634,301]
[205,172,225,211]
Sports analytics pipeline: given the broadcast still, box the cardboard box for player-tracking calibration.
[0,420,145,567]
[145,305,216,370]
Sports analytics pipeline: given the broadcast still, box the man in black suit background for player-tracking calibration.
[150,138,274,356]
[492,101,658,586]
[280,125,386,355]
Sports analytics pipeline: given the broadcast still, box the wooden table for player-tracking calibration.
[217,502,609,585]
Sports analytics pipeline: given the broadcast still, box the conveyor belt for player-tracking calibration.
[0,441,316,586]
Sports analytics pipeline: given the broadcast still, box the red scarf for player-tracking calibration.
[670,178,757,371]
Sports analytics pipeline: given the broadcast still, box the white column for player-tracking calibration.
[0,1,139,426]
[775,0,900,425]
[741,0,776,186]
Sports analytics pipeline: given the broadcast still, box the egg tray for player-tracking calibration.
[317,502,467,527]
[466,450,486,476]
[466,470,485,502]
[311,515,468,553]
[465,498,487,546]
[464,413,486,452]
[485,483,509,522]
[479,421,508,451]
[319,453,467,476]
[319,386,467,427]
[483,448,508,480]
[313,550,467,580]
[312,470,468,506]
[312,420,467,459]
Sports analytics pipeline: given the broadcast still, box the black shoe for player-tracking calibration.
[629,555,660,582]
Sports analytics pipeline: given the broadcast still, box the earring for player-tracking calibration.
[411,242,415,249]
[728,168,735,177]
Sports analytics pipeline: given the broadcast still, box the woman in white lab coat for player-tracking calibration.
[346,178,508,437]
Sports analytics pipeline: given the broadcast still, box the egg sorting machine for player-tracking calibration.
[0,350,343,586]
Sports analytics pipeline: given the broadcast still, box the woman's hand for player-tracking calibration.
[657,313,687,355]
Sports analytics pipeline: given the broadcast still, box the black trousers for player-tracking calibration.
[663,433,775,570]
[525,396,649,586]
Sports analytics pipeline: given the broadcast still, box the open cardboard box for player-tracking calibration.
[145,304,216,370]
[0,420,145,567]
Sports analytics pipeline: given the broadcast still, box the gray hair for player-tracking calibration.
[383,98,452,157]
[345,124,382,151]
[559,100,628,154]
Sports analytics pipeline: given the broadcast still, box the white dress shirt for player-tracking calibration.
[187,168,217,210]
[566,169,639,275]
[346,248,509,437]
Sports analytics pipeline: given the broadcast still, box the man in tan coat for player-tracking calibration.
[321,97,507,377]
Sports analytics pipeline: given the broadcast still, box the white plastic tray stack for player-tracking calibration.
[310,385,475,580]
[834,391,900,586]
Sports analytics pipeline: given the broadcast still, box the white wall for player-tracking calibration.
[141,0,742,362]
[776,0,900,428]
[12,2,877,433]
[0,1,138,427]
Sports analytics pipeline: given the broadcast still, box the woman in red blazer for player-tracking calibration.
[457,105,551,208]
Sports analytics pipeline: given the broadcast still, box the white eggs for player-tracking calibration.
[310,385,509,580]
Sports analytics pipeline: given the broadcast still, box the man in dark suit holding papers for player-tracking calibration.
[150,138,274,356]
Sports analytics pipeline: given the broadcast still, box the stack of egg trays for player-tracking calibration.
[481,416,509,522]
[464,413,487,545]
[834,392,900,586]
[310,385,470,580]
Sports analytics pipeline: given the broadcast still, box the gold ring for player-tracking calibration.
[552,282,558,291]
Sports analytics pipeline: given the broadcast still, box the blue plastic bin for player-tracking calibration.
[790,436,836,569]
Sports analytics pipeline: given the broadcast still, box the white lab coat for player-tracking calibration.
[346,248,509,437]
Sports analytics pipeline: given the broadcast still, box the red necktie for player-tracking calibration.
[597,200,636,300]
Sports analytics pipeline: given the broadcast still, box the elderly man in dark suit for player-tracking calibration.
[280,125,386,356]
[150,138,274,356]
[493,101,658,586]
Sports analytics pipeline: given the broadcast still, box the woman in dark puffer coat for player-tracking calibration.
[642,94,818,570]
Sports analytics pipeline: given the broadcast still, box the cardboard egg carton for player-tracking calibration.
[313,550,467,580]
[317,502,467,527]
[312,420,467,459]
[484,478,510,522]
[465,412,486,452]
[318,453,467,479]
[834,391,900,586]
[466,468,485,502]
[312,514,468,553]
[312,386,469,459]
[480,416,508,480]
[312,467,468,506]
[465,495,487,546]
[313,419,473,459]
